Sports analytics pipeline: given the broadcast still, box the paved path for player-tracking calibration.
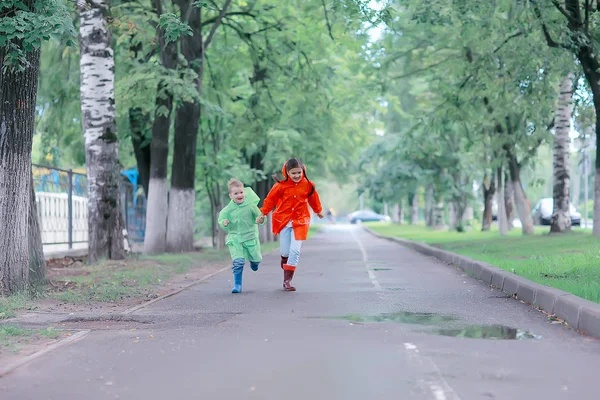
[2,225,600,399]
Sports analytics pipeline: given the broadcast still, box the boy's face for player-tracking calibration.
[230,186,245,204]
[288,167,303,183]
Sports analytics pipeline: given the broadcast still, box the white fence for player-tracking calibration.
[36,192,88,245]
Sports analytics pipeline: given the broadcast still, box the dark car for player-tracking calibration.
[348,210,391,224]
[532,198,581,226]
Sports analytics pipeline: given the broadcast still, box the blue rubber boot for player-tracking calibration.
[231,258,244,293]
[250,261,260,272]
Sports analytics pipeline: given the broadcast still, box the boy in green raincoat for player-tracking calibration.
[218,179,263,293]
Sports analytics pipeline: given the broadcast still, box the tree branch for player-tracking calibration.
[585,0,590,33]
[551,0,579,23]
[321,0,335,41]
[531,0,570,49]
[203,0,233,50]
[493,31,525,53]
[521,136,546,165]
[202,11,257,27]
[391,56,457,80]
[459,74,472,89]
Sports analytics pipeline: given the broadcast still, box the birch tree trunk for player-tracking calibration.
[411,192,419,224]
[143,0,178,254]
[0,45,40,295]
[79,0,124,262]
[550,75,573,233]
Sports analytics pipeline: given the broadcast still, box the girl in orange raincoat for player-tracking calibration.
[257,158,324,291]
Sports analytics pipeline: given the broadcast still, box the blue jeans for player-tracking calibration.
[279,225,303,267]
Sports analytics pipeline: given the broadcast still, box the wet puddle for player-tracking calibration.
[323,312,458,326]
[429,325,542,340]
[315,312,542,340]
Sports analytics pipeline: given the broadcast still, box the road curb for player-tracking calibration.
[122,266,230,314]
[0,330,90,378]
[363,226,600,339]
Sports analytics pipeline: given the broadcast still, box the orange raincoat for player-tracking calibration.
[260,163,323,240]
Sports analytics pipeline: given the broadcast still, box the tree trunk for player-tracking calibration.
[392,203,401,223]
[393,201,404,224]
[432,194,445,230]
[481,171,495,231]
[143,0,178,254]
[399,201,405,224]
[576,48,600,235]
[507,154,536,235]
[449,202,456,229]
[504,173,515,230]
[0,45,40,295]
[411,192,419,224]
[166,100,199,252]
[79,0,125,262]
[451,200,467,232]
[129,107,151,197]
[167,1,202,253]
[425,184,434,227]
[551,75,573,233]
[496,168,509,236]
[29,173,45,291]
[250,151,274,243]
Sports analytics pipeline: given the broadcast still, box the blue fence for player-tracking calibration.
[33,164,147,245]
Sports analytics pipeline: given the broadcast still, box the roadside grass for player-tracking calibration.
[365,222,600,304]
[49,250,231,304]
[0,325,61,353]
[0,292,34,320]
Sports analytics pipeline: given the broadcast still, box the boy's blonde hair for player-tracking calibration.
[228,178,244,193]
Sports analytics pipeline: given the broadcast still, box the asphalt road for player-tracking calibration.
[2,225,600,400]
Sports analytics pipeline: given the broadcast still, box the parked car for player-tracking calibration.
[532,198,581,226]
[348,210,391,224]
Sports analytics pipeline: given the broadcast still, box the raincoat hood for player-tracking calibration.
[229,187,260,208]
[281,161,307,181]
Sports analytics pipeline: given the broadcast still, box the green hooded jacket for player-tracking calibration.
[218,187,263,261]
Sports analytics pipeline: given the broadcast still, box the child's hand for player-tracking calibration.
[223,219,230,227]
[317,212,324,219]
[256,215,265,224]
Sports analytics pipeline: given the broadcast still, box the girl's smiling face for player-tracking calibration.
[288,167,303,183]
